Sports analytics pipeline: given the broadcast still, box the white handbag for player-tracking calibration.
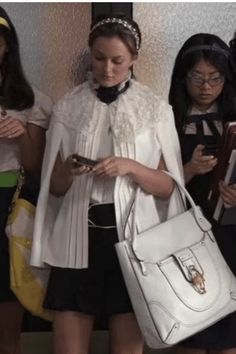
[115,173,236,349]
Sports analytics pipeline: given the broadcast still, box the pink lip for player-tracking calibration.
[199,94,211,99]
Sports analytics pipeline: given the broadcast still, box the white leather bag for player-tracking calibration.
[115,173,236,349]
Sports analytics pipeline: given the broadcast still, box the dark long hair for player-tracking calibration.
[229,31,236,71]
[0,6,34,110]
[169,33,236,135]
[88,14,141,57]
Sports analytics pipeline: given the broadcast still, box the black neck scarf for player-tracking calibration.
[186,112,221,144]
[96,80,130,104]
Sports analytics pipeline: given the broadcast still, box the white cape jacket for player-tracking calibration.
[31,80,185,269]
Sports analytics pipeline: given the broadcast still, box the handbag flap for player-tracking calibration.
[132,207,212,262]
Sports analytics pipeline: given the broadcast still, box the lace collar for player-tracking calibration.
[56,77,165,143]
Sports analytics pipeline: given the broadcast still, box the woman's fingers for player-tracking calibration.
[219,182,236,207]
[66,157,92,176]
[0,117,26,138]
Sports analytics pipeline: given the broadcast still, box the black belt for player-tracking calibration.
[88,203,116,228]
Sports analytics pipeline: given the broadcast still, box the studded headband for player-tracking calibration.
[90,17,140,51]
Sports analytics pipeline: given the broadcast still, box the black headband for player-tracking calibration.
[182,43,230,59]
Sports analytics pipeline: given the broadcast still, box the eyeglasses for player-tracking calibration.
[187,73,224,87]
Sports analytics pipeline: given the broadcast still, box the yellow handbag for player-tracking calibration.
[6,170,53,321]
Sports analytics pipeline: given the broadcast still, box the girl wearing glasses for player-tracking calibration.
[169,33,236,354]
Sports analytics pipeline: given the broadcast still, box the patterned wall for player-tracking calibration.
[0,3,91,102]
[133,3,236,100]
[1,3,235,103]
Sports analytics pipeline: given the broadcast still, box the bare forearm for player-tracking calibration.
[18,125,46,172]
[50,153,93,197]
[128,161,174,198]
[184,144,218,185]
[184,162,195,184]
[50,164,73,197]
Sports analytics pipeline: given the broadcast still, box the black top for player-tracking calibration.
[181,133,217,216]
[179,113,236,349]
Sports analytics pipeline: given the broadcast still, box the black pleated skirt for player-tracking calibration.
[43,203,133,318]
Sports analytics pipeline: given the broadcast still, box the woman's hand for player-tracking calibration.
[92,156,135,177]
[0,116,26,138]
[66,156,92,177]
[219,181,236,208]
[50,154,91,197]
[0,118,46,172]
[184,144,218,183]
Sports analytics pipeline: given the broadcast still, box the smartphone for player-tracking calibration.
[71,154,97,168]
[202,144,218,156]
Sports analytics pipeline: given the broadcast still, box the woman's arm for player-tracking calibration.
[18,123,46,172]
[128,157,174,198]
[93,156,174,199]
[0,117,46,172]
[50,153,91,197]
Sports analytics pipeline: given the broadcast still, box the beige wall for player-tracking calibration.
[0,3,91,102]
[2,3,235,103]
[134,2,236,100]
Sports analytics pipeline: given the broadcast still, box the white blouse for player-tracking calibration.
[0,87,52,172]
[90,108,115,203]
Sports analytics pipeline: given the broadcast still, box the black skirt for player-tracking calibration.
[0,187,18,302]
[43,203,133,318]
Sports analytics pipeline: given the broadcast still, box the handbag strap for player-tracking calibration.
[9,167,25,213]
[128,171,211,249]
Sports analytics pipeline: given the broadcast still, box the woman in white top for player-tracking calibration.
[0,6,51,354]
[31,14,184,354]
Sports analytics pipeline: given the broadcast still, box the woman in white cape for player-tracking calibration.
[31,14,184,354]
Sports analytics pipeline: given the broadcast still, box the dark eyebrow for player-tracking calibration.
[93,50,125,59]
[192,69,220,75]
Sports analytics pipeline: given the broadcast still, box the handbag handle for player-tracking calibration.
[129,171,211,249]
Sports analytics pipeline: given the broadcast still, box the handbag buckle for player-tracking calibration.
[187,265,206,294]
[174,249,206,295]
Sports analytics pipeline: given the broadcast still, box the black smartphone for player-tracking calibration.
[71,154,97,168]
[202,144,218,156]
